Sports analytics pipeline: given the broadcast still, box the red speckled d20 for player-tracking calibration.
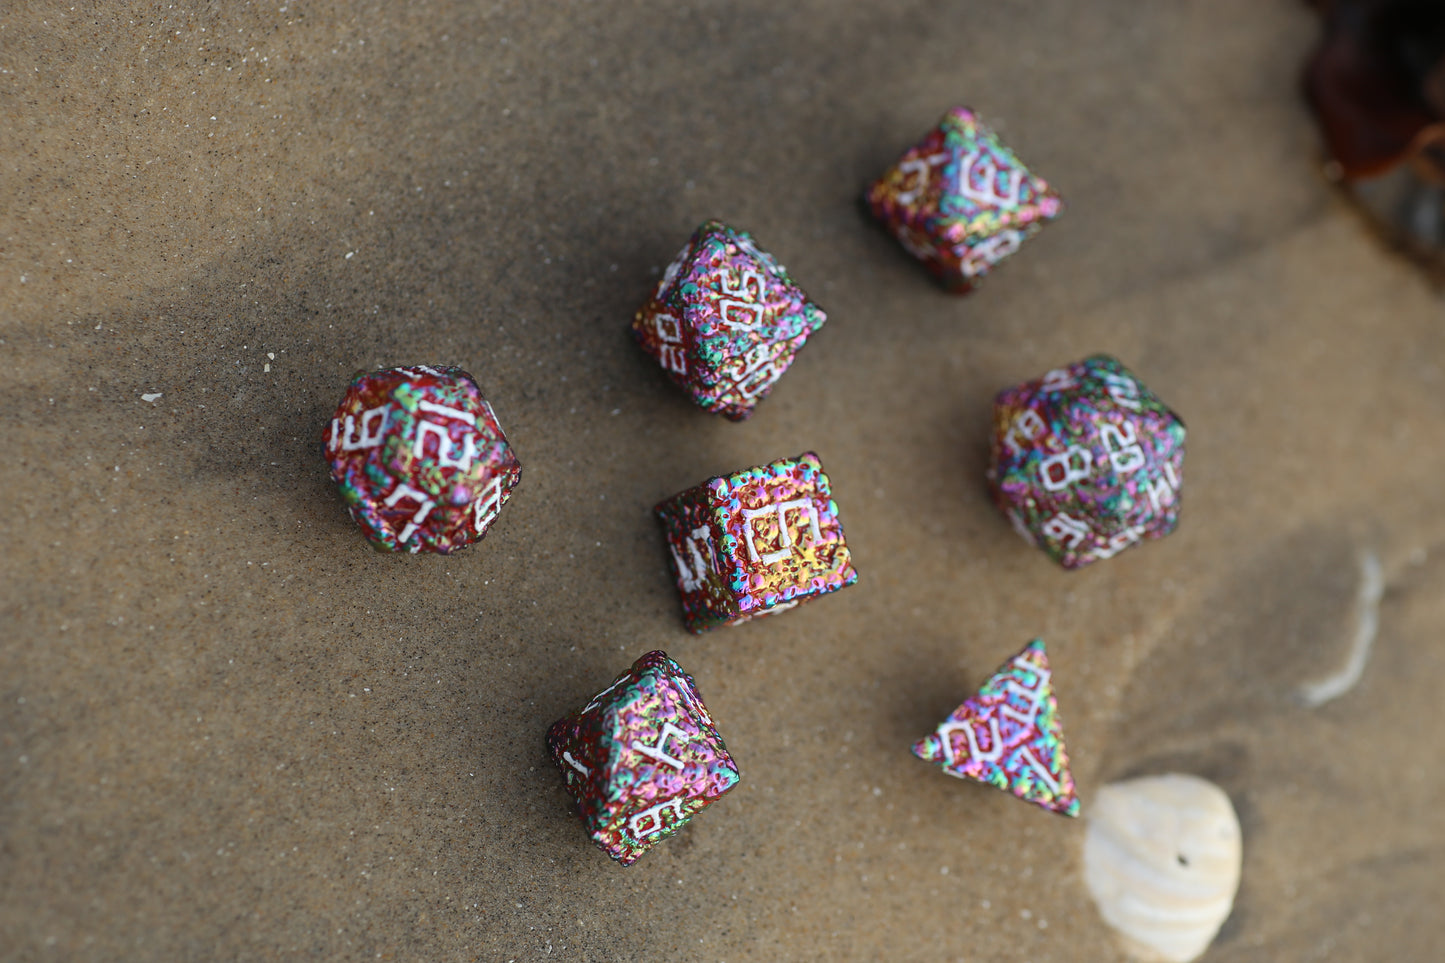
[547,651,740,865]
[323,365,521,553]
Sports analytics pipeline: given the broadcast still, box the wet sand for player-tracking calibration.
[3,2,1443,960]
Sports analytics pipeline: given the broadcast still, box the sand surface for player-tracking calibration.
[3,2,1444,960]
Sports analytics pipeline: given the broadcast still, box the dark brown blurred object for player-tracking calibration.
[1304,0,1445,274]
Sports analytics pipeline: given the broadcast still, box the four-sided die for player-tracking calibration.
[631,220,827,420]
[655,452,859,633]
[912,639,1080,816]
[987,355,1185,569]
[865,106,1061,292]
[547,651,740,865]
[324,365,522,553]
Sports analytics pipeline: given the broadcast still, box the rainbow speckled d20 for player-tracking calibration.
[323,365,521,553]
[865,106,1061,292]
[547,651,740,865]
[655,452,859,633]
[987,355,1185,569]
[912,639,1079,817]
[631,221,827,420]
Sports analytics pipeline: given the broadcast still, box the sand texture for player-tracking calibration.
[3,2,1444,960]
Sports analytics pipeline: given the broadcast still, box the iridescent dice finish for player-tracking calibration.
[323,365,521,553]
[547,651,740,865]
[865,106,1061,292]
[988,355,1185,569]
[912,639,1080,817]
[655,452,858,633]
[631,220,827,420]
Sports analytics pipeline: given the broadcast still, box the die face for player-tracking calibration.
[655,485,736,633]
[546,652,740,865]
[323,365,521,553]
[656,452,858,632]
[911,639,1079,817]
[631,221,826,420]
[866,106,1061,291]
[987,355,1185,569]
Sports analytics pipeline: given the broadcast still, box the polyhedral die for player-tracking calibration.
[324,365,521,553]
[866,105,1061,292]
[655,452,859,633]
[912,639,1080,816]
[988,354,1185,569]
[632,220,827,420]
[547,651,740,865]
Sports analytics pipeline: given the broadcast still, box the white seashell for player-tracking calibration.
[1083,773,1242,963]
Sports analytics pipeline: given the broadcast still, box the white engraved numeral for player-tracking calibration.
[895,151,950,206]
[562,751,590,777]
[413,420,479,469]
[717,267,766,331]
[1003,409,1047,456]
[1090,524,1146,561]
[1016,745,1062,793]
[670,526,714,593]
[1100,370,1142,411]
[956,148,1025,210]
[630,722,689,771]
[1144,460,1181,513]
[938,715,1003,767]
[1099,421,1146,475]
[627,797,686,839]
[472,474,504,533]
[1040,368,1077,393]
[384,482,436,548]
[733,342,788,402]
[1038,446,1091,492]
[894,225,935,261]
[1040,512,1091,549]
[959,229,1023,279]
[337,405,389,451]
[416,400,477,425]
[653,312,687,375]
[741,498,822,565]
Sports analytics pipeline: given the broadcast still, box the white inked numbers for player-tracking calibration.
[1041,512,1091,549]
[670,526,714,593]
[895,150,949,206]
[1145,460,1182,514]
[732,342,788,403]
[413,420,479,469]
[562,751,591,777]
[1100,369,1142,410]
[741,498,822,565]
[472,474,504,534]
[335,405,389,452]
[630,722,690,771]
[652,312,687,375]
[1039,446,1091,492]
[1003,409,1047,456]
[384,482,436,548]
[717,266,766,332]
[959,229,1023,279]
[956,148,1025,210]
[1099,421,1146,475]
[1040,367,1077,393]
[627,797,685,839]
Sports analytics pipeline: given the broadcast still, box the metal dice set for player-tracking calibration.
[319,106,1189,866]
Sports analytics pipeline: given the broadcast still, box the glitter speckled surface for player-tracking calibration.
[865,106,1062,291]
[324,365,521,553]
[913,639,1080,817]
[7,3,1445,960]
[631,221,826,420]
[655,452,858,632]
[988,355,1185,569]
[546,651,740,865]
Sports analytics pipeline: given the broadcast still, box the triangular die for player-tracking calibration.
[911,639,1080,816]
